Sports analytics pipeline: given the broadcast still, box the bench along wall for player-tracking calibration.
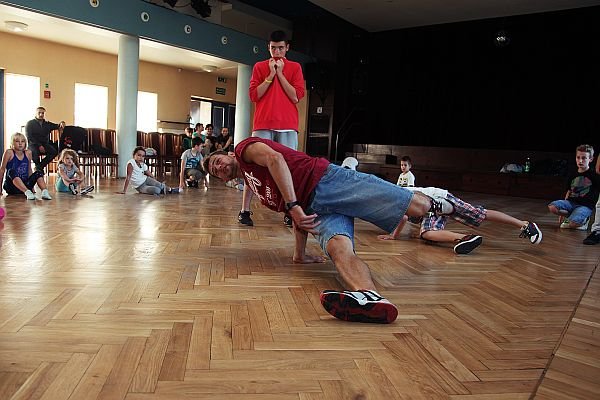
[350,144,575,200]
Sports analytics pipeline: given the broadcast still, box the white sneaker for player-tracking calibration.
[430,196,454,215]
[41,189,52,200]
[24,190,36,200]
[560,219,589,230]
[576,220,589,231]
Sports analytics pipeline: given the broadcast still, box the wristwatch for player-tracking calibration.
[284,201,299,212]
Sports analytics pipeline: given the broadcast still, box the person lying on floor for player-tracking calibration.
[378,186,542,254]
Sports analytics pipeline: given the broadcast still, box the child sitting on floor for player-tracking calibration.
[179,137,206,189]
[118,146,176,196]
[0,132,52,200]
[548,144,600,230]
[55,149,94,195]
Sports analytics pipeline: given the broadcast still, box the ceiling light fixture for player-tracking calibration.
[494,30,510,48]
[200,65,218,73]
[5,20,28,32]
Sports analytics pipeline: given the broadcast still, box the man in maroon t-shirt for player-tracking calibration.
[239,30,306,228]
[203,138,454,324]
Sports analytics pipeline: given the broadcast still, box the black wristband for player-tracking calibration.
[285,201,299,212]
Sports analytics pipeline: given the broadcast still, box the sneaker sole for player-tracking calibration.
[80,186,94,195]
[453,235,483,254]
[320,291,398,324]
[529,222,542,244]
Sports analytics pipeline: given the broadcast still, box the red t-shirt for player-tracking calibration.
[235,137,329,213]
[249,58,305,131]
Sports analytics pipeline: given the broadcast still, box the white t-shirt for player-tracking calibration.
[397,171,415,187]
[405,186,449,199]
[127,159,148,188]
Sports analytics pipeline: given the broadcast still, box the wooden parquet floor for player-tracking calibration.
[0,176,598,399]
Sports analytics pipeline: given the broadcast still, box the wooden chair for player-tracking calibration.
[60,126,94,176]
[86,128,119,178]
[159,132,181,177]
[136,130,146,147]
[145,132,161,177]
[101,129,119,178]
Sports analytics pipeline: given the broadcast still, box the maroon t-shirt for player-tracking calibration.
[235,137,329,213]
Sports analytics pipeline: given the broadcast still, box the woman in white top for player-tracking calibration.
[118,147,171,195]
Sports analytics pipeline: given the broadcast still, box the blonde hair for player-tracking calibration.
[10,132,27,148]
[58,148,80,168]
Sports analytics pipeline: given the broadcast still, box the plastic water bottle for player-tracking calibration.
[524,157,531,173]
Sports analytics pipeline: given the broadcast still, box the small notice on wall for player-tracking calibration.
[44,90,51,99]
[215,87,226,95]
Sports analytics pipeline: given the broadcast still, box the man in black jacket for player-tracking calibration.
[25,107,65,172]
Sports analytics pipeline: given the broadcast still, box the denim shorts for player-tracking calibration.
[308,164,413,256]
[252,130,298,150]
[549,199,592,224]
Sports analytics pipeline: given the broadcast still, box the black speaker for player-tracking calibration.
[305,62,331,91]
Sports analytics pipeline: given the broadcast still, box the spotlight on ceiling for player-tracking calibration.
[200,65,218,73]
[163,0,177,7]
[191,0,211,18]
[494,30,510,48]
[5,20,28,32]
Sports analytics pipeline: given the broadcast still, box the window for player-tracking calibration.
[74,83,108,128]
[190,97,212,127]
[5,73,40,150]
[137,91,158,133]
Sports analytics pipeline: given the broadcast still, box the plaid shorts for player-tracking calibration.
[419,193,487,236]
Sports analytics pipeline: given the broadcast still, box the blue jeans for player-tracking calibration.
[308,164,414,256]
[136,176,167,195]
[549,199,592,224]
[252,130,298,150]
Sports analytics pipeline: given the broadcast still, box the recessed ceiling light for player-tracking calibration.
[200,65,218,73]
[5,20,28,32]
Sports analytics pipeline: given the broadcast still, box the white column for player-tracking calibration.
[234,64,252,146]
[116,35,139,177]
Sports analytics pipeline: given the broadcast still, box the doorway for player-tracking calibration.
[190,97,235,137]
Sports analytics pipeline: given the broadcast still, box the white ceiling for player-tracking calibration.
[2,0,599,76]
[310,0,600,32]
[0,3,240,79]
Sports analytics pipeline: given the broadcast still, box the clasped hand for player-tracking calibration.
[268,58,284,74]
[289,206,320,234]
